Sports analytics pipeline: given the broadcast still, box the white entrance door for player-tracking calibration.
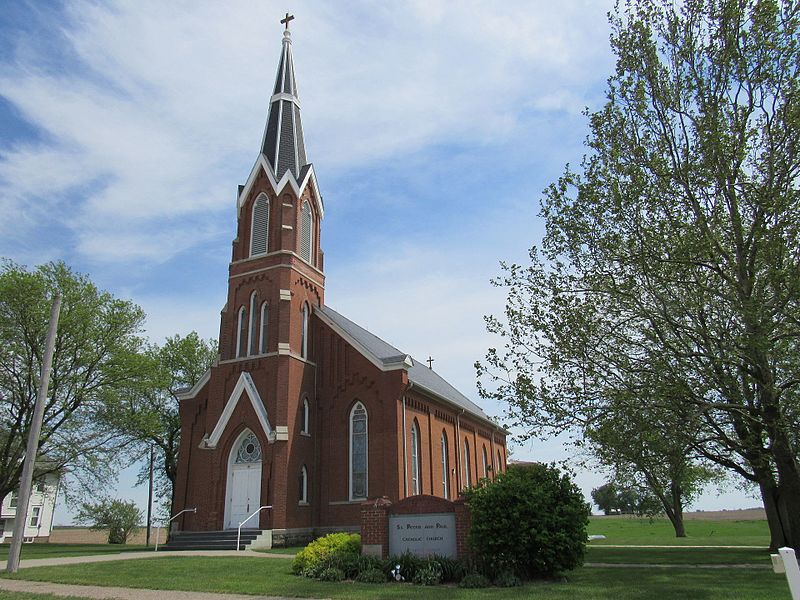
[226,431,263,529]
[228,463,262,528]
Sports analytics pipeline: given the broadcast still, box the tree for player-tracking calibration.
[102,333,216,512]
[76,498,143,544]
[0,260,146,505]
[477,0,800,549]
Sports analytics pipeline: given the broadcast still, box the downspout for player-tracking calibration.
[402,394,408,499]
[456,409,464,492]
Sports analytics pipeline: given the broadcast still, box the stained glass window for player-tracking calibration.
[235,432,262,464]
[350,402,367,500]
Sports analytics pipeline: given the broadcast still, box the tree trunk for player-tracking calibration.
[772,438,800,550]
[758,477,787,550]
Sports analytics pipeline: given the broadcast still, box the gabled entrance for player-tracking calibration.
[225,430,263,529]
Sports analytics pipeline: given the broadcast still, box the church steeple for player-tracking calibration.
[261,20,308,181]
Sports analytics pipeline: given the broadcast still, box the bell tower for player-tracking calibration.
[214,17,323,533]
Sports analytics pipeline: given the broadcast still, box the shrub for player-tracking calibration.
[459,573,491,588]
[386,551,424,581]
[412,561,443,586]
[431,555,466,583]
[75,498,142,545]
[356,555,384,575]
[355,568,387,584]
[318,567,345,582]
[463,463,590,579]
[291,532,361,575]
[494,571,523,587]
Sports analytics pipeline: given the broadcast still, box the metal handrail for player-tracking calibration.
[154,507,197,551]
[237,505,272,551]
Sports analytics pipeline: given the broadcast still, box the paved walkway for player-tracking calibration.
[584,562,771,569]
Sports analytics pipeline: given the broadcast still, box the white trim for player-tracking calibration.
[275,425,289,441]
[176,369,211,400]
[299,465,308,504]
[259,301,269,354]
[301,397,310,435]
[270,92,301,107]
[280,289,292,301]
[349,402,368,502]
[229,251,326,283]
[282,225,294,230]
[237,155,324,219]
[277,342,291,354]
[314,308,411,373]
[206,372,275,448]
[236,306,247,358]
[248,291,258,356]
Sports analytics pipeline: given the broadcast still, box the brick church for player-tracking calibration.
[173,19,507,546]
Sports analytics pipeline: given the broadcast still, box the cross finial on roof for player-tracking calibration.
[427,356,435,369]
[281,12,295,30]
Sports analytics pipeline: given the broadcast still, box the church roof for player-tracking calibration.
[260,28,308,181]
[317,305,498,428]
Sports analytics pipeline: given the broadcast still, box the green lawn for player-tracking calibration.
[0,543,148,561]
[0,592,97,600]
[1,555,791,599]
[255,545,304,555]
[587,516,770,546]
[586,545,772,565]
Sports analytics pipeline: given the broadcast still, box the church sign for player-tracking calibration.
[388,513,456,558]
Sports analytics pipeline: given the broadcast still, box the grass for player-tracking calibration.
[0,543,148,561]
[0,593,100,600]
[1,555,792,599]
[586,545,772,565]
[587,516,770,546]
[254,545,303,555]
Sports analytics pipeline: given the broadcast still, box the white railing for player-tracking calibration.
[154,507,197,552]
[237,505,272,551]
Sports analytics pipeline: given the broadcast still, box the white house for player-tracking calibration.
[1,473,59,543]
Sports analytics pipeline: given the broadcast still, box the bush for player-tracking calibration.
[318,567,345,582]
[355,567,387,584]
[386,551,424,581]
[75,498,142,545]
[494,571,523,587]
[291,532,361,575]
[459,573,491,588]
[412,561,443,586]
[463,463,590,579]
[430,555,466,583]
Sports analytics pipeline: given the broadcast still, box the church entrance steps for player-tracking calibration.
[161,529,263,551]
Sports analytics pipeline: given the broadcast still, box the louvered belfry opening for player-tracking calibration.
[251,194,269,256]
[261,28,309,182]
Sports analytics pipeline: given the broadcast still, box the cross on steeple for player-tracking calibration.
[427,356,435,369]
[281,12,295,30]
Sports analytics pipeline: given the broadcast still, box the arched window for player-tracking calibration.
[482,446,489,478]
[251,194,269,256]
[299,200,313,263]
[299,465,308,504]
[236,306,247,358]
[497,450,503,473]
[259,302,269,354]
[463,439,472,488]
[411,420,421,495]
[301,397,310,435]
[349,402,368,500]
[248,292,259,355]
[441,431,449,500]
[301,303,309,359]
[234,431,262,463]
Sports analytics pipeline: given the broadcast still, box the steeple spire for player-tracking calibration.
[261,17,308,181]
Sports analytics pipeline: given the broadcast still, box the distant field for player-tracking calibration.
[0,543,148,561]
[587,515,770,547]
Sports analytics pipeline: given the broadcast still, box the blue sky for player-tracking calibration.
[0,0,760,523]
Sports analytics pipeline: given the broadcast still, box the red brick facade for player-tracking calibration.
[172,28,506,546]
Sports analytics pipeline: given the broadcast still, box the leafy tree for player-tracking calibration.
[102,332,216,512]
[477,0,800,549]
[76,497,143,544]
[0,260,146,505]
[464,463,590,579]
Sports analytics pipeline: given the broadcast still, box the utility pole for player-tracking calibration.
[146,444,155,546]
[6,293,61,573]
